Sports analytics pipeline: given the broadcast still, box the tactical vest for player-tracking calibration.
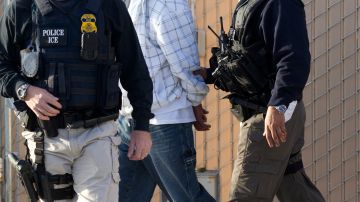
[231,0,272,79]
[222,0,274,105]
[26,0,120,113]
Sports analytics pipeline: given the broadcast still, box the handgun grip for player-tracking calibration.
[7,153,20,167]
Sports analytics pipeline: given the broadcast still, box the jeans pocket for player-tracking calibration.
[183,148,197,167]
[110,135,122,183]
[182,148,201,198]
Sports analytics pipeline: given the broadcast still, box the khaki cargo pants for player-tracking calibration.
[22,120,121,202]
[229,101,325,202]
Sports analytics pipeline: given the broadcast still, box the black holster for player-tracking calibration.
[8,153,39,202]
[226,94,267,122]
[37,118,59,138]
[230,104,255,122]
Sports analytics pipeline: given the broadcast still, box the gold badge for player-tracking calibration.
[81,14,97,33]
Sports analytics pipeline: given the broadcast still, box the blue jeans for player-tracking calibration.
[118,120,215,202]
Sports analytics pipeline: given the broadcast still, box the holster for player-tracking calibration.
[81,32,98,61]
[13,100,38,131]
[226,93,267,122]
[37,118,59,138]
[230,104,255,122]
[8,153,39,202]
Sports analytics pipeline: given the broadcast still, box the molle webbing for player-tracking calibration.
[232,0,266,44]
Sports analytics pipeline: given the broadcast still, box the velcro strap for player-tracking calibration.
[34,156,43,164]
[58,63,66,100]
[284,160,304,175]
[49,173,73,185]
[52,185,75,200]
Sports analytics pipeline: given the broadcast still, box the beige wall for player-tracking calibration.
[193,0,360,202]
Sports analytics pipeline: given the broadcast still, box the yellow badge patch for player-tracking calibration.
[81,14,97,33]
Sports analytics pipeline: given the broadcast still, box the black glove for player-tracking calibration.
[205,47,221,84]
[209,47,220,70]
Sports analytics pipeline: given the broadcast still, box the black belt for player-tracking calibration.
[55,112,118,129]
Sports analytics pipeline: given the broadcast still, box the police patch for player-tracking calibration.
[39,27,68,47]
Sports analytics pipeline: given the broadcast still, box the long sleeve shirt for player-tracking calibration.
[251,0,311,107]
[207,0,310,108]
[127,0,209,124]
[0,0,153,131]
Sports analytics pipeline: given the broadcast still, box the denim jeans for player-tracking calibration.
[118,118,215,202]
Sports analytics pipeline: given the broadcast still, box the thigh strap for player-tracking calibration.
[284,152,304,175]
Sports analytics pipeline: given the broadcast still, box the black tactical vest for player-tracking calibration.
[227,0,274,103]
[27,0,120,113]
[231,0,274,76]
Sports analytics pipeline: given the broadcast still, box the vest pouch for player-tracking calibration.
[213,54,266,98]
[20,49,42,78]
[231,58,260,95]
[98,64,121,110]
[81,32,98,61]
[62,63,98,110]
[213,58,256,95]
[230,104,257,122]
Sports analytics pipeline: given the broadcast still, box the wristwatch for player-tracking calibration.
[17,83,30,101]
[274,105,287,114]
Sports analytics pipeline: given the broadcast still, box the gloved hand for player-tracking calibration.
[193,47,221,84]
[205,47,221,84]
[209,47,220,71]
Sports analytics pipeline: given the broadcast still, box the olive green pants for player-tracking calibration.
[229,101,325,202]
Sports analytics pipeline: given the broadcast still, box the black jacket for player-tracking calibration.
[257,0,310,107]
[0,0,154,131]
[208,0,310,107]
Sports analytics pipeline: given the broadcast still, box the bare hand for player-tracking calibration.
[192,104,211,131]
[263,106,287,148]
[25,85,62,120]
[128,130,152,161]
[193,68,208,80]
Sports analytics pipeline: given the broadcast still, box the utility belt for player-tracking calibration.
[226,93,267,122]
[37,111,119,138]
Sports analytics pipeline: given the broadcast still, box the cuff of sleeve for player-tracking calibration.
[191,101,202,107]
[267,95,291,108]
[133,116,150,131]
[204,68,215,84]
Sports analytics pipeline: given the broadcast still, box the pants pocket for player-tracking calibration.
[182,147,201,198]
[183,147,197,168]
[110,135,122,183]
